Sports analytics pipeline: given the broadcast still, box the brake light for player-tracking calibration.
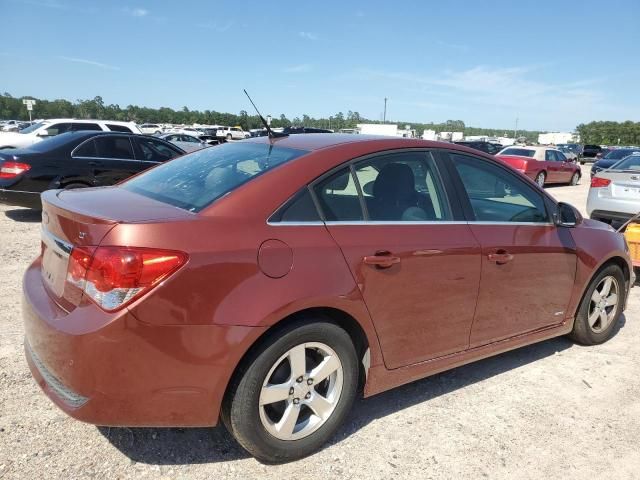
[0,161,31,178]
[65,246,187,311]
[590,177,611,188]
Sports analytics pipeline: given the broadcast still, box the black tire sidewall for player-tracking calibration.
[572,264,625,345]
[227,321,358,463]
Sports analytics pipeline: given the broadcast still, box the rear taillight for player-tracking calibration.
[65,246,187,311]
[591,177,611,188]
[0,161,31,178]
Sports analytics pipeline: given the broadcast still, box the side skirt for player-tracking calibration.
[363,320,573,397]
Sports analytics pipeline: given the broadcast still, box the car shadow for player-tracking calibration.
[98,319,630,466]
[4,208,41,223]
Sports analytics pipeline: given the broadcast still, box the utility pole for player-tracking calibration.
[514,117,518,140]
[383,97,387,123]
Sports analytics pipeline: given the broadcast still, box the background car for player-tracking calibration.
[558,145,579,162]
[158,133,210,152]
[588,153,640,227]
[454,141,503,155]
[23,135,631,463]
[0,131,184,208]
[282,126,334,134]
[496,146,581,187]
[216,126,250,141]
[0,119,142,149]
[582,144,603,161]
[591,148,640,177]
[138,123,163,135]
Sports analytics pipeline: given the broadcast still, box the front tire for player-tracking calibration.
[226,133,232,141]
[569,172,580,185]
[568,264,625,345]
[535,171,546,187]
[223,320,358,463]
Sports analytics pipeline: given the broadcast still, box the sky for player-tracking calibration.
[2,0,640,131]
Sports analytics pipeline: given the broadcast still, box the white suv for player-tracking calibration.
[216,126,250,141]
[0,119,142,149]
[138,123,163,135]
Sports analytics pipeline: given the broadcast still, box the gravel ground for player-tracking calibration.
[1,168,639,479]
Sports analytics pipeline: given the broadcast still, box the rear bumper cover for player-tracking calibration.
[0,188,41,208]
[22,259,266,427]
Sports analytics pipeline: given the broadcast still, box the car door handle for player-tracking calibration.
[487,250,514,265]
[363,252,401,268]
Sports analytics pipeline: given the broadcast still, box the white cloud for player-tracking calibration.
[123,7,148,17]
[283,64,312,73]
[57,56,120,71]
[298,31,318,41]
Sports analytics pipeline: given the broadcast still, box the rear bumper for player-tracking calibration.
[0,188,41,209]
[23,258,266,427]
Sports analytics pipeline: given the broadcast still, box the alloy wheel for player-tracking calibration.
[258,342,343,441]
[536,173,545,187]
[588,275,619,333]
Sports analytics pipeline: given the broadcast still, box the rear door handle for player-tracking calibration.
[487,250,514,265]
[363,252,401,268]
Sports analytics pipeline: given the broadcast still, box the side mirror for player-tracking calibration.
[554,202,582,227]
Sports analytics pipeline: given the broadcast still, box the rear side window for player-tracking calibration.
[314,168,363,221]
[270,189,320,222]
[122,142,307,212]
[94,136,135,159]
[501,148,536,157]
[106,124,133,133]
[73,139,97,157]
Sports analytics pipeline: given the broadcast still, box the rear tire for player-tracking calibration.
[568,264,625,345]
[223,320,358,463]
[535,171,546,187]
[226,134,232,141]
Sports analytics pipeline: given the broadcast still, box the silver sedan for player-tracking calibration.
[587,154,640,226]
[158,133,210,153]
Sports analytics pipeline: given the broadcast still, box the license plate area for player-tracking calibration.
[41,229,73,298]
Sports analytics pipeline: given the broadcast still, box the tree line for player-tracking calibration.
[2,92,546,141]
[576,121,640,146]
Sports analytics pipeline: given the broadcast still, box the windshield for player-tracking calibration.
[19,121,46,134]
[501,148,536,157]
[604,149,640,160]
[611,155,640,171]
[122,142,308,212]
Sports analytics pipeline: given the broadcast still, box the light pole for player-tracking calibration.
[383,97,388,123]
[514,117,518,141]
[266,115,271,127]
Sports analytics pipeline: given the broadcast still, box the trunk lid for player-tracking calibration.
[38,186,194,309]
[496,154,530,171]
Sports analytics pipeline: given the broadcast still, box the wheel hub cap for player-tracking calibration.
[258,342,343,441]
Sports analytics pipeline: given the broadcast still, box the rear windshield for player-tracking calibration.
[501,148,536,157]
[611,155,640,171]
[122,142,308,212]
[604,149,640,160]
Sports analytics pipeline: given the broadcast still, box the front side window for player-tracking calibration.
[545,150,556,161]
[353,151,451,221]
[134,137,181,162]
[452,154,549,223]
[93,136,135,159]
[123,142,307,212]
[45,123,72,136]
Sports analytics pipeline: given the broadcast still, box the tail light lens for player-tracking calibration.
[0,161,31,178]
[591,177,611,188]
[65,246,187,311]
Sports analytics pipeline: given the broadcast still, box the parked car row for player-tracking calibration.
[0,131,184,208]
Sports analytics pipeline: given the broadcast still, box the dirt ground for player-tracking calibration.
[1,168,639,479]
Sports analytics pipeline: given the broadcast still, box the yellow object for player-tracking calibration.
[624,223,640,267]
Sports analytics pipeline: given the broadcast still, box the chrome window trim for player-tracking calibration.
[266,220,557,227]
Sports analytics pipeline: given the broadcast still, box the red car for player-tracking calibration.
[23,135,632,462]
[497,146,582,187]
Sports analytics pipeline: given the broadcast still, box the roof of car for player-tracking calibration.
[243,133,476,152]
